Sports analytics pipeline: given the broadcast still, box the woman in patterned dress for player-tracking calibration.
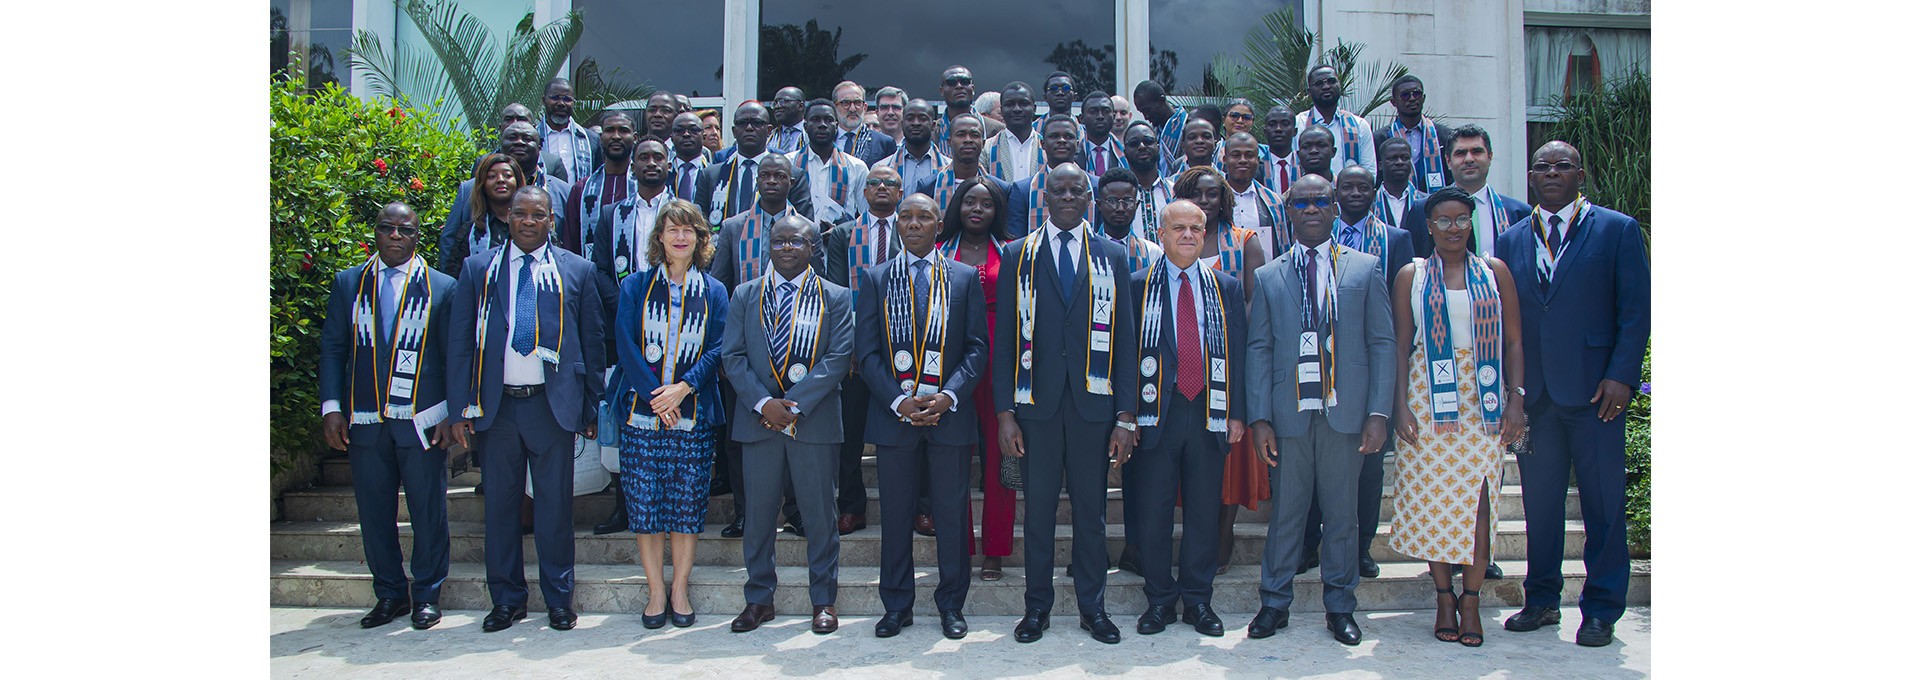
[1388,187,1525,647]
[936,177,1014,581]
[611,200,730,629]
[1172,166,1266,573]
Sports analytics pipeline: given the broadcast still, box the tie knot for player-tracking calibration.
[913,259,929,271]
[1549,214,1564,227]
[1058,230,1075,244]
[744,158,756,168]
[1178,270,1191,284]
[778,281,795,295]
[520,253,535,265]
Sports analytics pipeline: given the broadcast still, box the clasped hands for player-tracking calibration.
[759,399,800,430]
[894,392,955,426]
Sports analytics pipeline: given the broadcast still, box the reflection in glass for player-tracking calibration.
[572,0,724,97]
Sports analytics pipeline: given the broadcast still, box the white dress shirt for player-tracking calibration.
[543,123,580,178]
[503,242,551,386]
[1381,186,1412,227]
[1044,220,1088,267]
[887,249,962,414]
[1231,183,1263,236]
[1544,199,1580,243]
[319,263,407,416]
[1469,185,1503,257]
[626,188,672,265]
[795,147,869,223]
[1000,130,1039,182]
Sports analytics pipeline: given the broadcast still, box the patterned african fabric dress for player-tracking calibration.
[1206,224,1271,510]
[1388,260,1503,565]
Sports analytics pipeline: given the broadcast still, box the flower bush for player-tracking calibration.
[270,67,481,492]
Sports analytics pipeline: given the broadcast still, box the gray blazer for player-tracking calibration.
[1245,244,1395,437]
[720,272,855,445]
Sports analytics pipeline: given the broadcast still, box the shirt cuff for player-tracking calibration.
[755,397,772,415]
[941,390,960,412]
[889,395,908,412]
[321,400,341,416]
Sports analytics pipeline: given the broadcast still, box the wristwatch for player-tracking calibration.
[1114,420,1137,432]
[1509,385,1527,397]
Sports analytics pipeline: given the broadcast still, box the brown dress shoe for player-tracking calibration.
[913,514,936,537]
[837,513,867,535]
[811,605,838,634]
[730,603,775,633]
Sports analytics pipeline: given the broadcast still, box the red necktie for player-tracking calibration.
[1177,271,1203,400]
[1276,158,1292,192]
[1304,249,1321,324]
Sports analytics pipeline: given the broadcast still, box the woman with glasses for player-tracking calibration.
[1169,165,1267,573]
[934,176,1016,582]
[1222,98,1258,137]
[611,200,730,630]
[1388,187,1525,647]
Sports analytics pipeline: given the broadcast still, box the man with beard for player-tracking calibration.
[831,80,897,167]
[873,99,948,195]
[562,111,636,257]
[1006,115,1092,237]
[1092,167,1164,271]
[1374,74,1452,193]
[984,82,1045,185]
[909,113,1014,215]
[1079,92,1122,178]
[537,78,602,181]
[1294,66,1375,175]
[694,101,814,226]
[768,86,808,155]
[1406,124,1530,258]
[669,112,711,201]
[1131,80,1186,173]
[1260,104,1299,193]
[641,92,679,144]
[444,121,573,266]
[484,103,568,181]
[590,139,675,283]
[789,98,871,226]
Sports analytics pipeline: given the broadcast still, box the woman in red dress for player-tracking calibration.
[936,177,1015,581]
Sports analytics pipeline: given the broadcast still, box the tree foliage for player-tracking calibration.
[1543,69,1651,228]
[758,20,866,101]
[1205,7,1407,132]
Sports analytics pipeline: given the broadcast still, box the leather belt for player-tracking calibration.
[503,384,545,399]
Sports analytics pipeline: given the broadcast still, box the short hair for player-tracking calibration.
[1191,104,1224,129]
[1390,74,1424,91]
[875,85,907,102]
[1041,113,1079,136]
[937,175,1012,244]
[1124,120,1156,137]
[832,80,865,101]
[1171,165,1234,223]
[804,97,834,115]
[1003,81,1033,98]
[974,91,1001,115]
[1096,166,1138,194]
[469,153,526,229]
[949,112,985,130]
[1446,123,1493,157]
[1047,70,1075,87]
[545,77,572,93]
[510,184,551,207]
[1083,90,1111,104]
[1424,186,1477,217]
[1307,64,1336,78]
[597,109,635,127]
[645,199,717,269]
[1133,80,1166,99]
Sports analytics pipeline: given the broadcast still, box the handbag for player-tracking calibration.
[999,450,1023,491]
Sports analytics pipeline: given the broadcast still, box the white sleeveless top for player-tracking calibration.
[1411,258,1475,343]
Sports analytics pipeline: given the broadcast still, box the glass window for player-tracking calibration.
[1525,27,1650,108]
[1148,0,1302,95]
[270,0,354,90]
[758,2,1116,109]
[571,0,725,98]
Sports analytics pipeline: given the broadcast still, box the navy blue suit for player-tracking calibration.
[1406,189,1530,256]
[1005,169,1095,239]
[1495,203,1649,624]
[841,125,898,168]
[446,245,607,611]
[317,259,458,605]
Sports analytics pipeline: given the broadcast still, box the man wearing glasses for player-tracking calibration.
[1041,72,1079,129]
[935,65,1005,154]
[769,87,809,155]
[668,112,711,200]
[831,80,898,167]
[537,78,602,182]
[695,101,815,228]
[873,86,908,145]
[1121,122,1178,242]
[815,167,907,536]
[1374,75,1453,193]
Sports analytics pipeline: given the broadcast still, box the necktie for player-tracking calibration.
[841,131,856,155]
[1304,249,1322,326]
[735,158,757,214]
[1547,214,1565,255]
[1340,225,1362,251]
[912,260,932,325]
[379,267,401,335]
[770,281,796,360]
[511,253,537,356]
[1055,229,1077,299]
[875,218,890,258]
[679,162,697,199]
[1275,158,1291,192]
[1093,145,1108,175]
[1176,271,1203,400]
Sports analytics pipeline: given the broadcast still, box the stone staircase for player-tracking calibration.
[271,451,1650,616]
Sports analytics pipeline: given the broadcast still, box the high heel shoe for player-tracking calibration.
[1433,586,1459,642]
[1458,588,1484,647]
[670,592,696,628]
[642,593,670,629]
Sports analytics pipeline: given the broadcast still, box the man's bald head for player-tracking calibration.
[379,201,417,224]
[1532,140,1582,166]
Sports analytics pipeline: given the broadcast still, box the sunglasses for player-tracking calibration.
[943,77,973,87]
[1397,89,1425,101]
[1287,197,1333,210]
[375,224,419,237]
[865,178,901,188]
[1045,84,1073,94]
[1227,111,1255,121]
[1530,161,1580,173]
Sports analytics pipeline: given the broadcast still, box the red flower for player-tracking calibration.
[373,158,389,176]
[360,241,371,253]
[388,106,406,119]
[409,177,425,191]
[300,254,313,272]
[421,151,436,159]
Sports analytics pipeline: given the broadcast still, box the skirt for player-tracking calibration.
[619,422,718,535]
[1388,345,1504,565]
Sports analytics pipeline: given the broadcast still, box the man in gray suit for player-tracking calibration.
[721,214,856,636]
[1244,174,1395,646]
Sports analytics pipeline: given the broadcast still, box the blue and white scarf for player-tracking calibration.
[1134,258,1229,431]
[628,268,710,431]
[1419,255,1503,433]
[1011,226,1117,403]
[576,166,637,265]
[463,246,565,419]
[348,255,446,436]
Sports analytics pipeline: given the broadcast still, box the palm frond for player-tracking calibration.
[344,29,460,115]
[400,0,504,126]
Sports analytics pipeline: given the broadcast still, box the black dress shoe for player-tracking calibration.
[642,595,670,630]
[410,603,441,630]
[940,610,968,639]
[548,607,578,630]
[1503,606,1561,632]
[360,598,407,628]
[721,517,745,538]
[1358,555,1380,578]
[1296,554,1320,575]
[1576,618,1615,647]
[1326,613,1362,645]
[1080,613,1121,644]
[1013,609,1050,643]
[1182,603,1224,637]
[481,605,528,632]
[783,520,807,538]
[593,479,628,535]
[1136,604,1174,635]
[874,610,912,638]
[1246,607,1289,639]
[730,603,775,632]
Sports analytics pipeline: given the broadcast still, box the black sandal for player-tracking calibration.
[1458,588,1484,647]
[1433,586,1460,642]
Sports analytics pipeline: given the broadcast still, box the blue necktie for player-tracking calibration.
[1055,230,1077,300]
[770,281,796,359]
[678,161,697,199]
[734,159,757,214]
[511,253,537,356]
[379,267,401,335]
[1340,224,1362,251]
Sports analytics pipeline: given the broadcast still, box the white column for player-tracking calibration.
[349,0,397,99]
[722,0,759,130]
[1501,0,1527,196]
[1116,0,1148,96]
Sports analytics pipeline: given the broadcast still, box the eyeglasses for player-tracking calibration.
[1227,111,1255,121]
[1045,84,1073,94]
[735,119,769,129]
[875,103,903,111]
[1430,215,1474,231]
[1530,161,1580,173]
[509,210,553,221]
[1287,197,1332,210]
[672,125,704,135]
[943,76,973,87]
[546,95,575,103]
[769,237,810,250]
[1396,89,1425,101]
[865,178,901,188]
[375,224,419,237]
[1125,137,1158,147]
[835,99,865,108]
[1098,197,1140,208]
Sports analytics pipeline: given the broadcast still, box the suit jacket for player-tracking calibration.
[445,246,607,433]
[317,259,459,441]
[471,150,571,184]
[690,152,815,226]
[720,271,855,445]
[1373,121,1454,191]
[610,268,730,428]
[840,125,898,168]
[908,171,1015,216]
[1245,244,1394,437]
[709,204,828,293]
[438,174,574,274]
[822,214,903,291]
[1405,188,1529,256]
[1005,171,1097,240]
[1127,264,1247,450]
[1495,204,1650,409]
[991,228,1140,422]
[854,256,990,447]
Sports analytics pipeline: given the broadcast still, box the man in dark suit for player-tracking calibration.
[994,163,1139,645]
[1495,141,1649,648]
[1373,75,1453,194]
[484,103,568,181]
[721,215,856,635]
[318,203,458,631]
[668,112,711,202]
[1006,115,1092,238]
[1294,163,1416,579]
[1124,199,1246,637]
[694,101,814,228]
[445,186,606,633]
[909,113,1014,215]
[857,193,990,640]
[832,80,899,168]
[817,165,906,535]
[1405,124,1530,258]
[1372,137,1426,230]
[1245,174,1394,646]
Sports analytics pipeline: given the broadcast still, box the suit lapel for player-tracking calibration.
[1544,208,1595,302]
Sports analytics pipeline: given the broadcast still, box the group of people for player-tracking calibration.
[315,64,1648,651]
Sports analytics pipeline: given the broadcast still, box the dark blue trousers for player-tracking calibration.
[479,394,577,610]
[876,438,972,613]
[1518,400,1630,623]
[1122,393,1225,608]
[348,419,449,603]
[1019,412,1111,615]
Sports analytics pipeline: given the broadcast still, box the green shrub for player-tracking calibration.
[1543,69,1651,229]
[270,66,481,484]
[1625,352,1651,555]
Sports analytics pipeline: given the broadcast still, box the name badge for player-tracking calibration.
[1296,361,1320,383]
[1426,172,1444,188]
[1090,330,1111,353]
[394,350,418,374]
[1430,359,1456,386]
[1434,391,1458,413]
[390,377,414,399]
[922,351,942,373]
[1093,299,1113,325]
[1208,390,1227,411]
[1298,331,1319,356]
[1210,357,1227,382]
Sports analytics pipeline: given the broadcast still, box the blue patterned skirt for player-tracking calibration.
[619,422,717,534]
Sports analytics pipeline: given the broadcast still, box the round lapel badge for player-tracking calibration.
[645,343,663,363]
[894,350,913,372]
[900,379,916,394]
[1478,365,1498,387]
[787,364,809,383]
[1141,383,1158,403]
[1020,350,1033,370]
[1140,356,1158,377]
[614,255,629,274]
[1482,392,1500,411]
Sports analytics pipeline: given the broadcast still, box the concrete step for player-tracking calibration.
[269,558,1649,616]
[271,518,1577,567]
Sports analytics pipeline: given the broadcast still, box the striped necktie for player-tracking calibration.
[512,254,537,355]
[769,281,796,359]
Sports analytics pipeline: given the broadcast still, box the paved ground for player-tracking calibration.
[271,605,1649,678]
